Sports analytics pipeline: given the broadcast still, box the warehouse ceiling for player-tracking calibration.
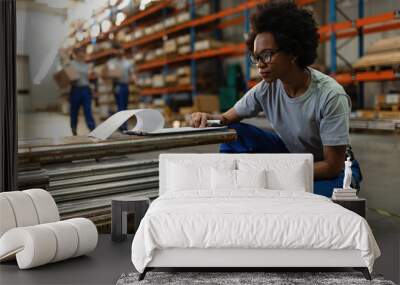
[16,0,83,15]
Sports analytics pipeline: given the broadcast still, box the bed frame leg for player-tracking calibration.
[354,267,371,280]
[138,268,148,281]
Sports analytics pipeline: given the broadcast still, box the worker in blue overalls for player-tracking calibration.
[69,47,96,135]
[189,2,362,198]
[107,44,135,131]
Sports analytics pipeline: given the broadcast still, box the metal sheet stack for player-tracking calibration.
[18,157,159,232]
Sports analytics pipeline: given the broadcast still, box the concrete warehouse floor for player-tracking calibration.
[7,111,399,284]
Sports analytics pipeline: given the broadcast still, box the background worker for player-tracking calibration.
[106,43,135,131]
[69,47,96,136]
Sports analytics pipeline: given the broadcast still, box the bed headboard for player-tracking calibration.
[159,153,314,195]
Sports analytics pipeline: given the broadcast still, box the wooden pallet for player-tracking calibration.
[353,51,400,69]
[366,36,400,54]
[375,104,400,112]
[377,110,400,119]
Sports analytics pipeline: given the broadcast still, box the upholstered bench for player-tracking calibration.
[0,189,98,269]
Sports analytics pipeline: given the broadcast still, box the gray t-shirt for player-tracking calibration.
[108,58,134,84]
[70,60,90,87]
[234,68,351,162]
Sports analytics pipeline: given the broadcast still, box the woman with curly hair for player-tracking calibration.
[190,1,362,197]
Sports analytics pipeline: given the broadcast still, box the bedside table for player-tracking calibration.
[332,198,366,218]
[111,197,150,242]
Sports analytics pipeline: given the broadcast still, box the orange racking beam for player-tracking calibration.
[137,43,245,71]
[356,70,398,82]
[123,0,268,49]
[332,73,354,85]
[217,16,245,30]
[120,0,173,28]
[334,22,400,40]
[139,85,193,96]
[122,0,317,49]
[295,0,316,5]
[75,0,173,49]
[86,48,118,62]
[319,10,399,41]
[192,43,246,60]
[250,70,399,87]
[356,11,395,27]
[333,70,398,84]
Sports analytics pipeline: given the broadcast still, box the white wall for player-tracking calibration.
[17,5,68,111]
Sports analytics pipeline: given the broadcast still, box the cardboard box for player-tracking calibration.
[176,12,190,24]
[386,94,400,104]
[153,22,164,32]
[178,45,191,55]
[179,106,194,116]
[144,26,154,35]
[164,17,177,28]
[164,39,177,54]
[355,110,376,119]
[144,78,152,86]
[155,48,164,58]
[134,52,144,62]
[194,39,223,51]
[97,84,113,94]
[193,95,220,113]
[177,76,191,85]
[177,34,191,45]
[98,94,112,104]
[145,51,156,61]
[53,66,79,89]
[378,111,400,119]
[133,29,143,39]
[105,64,123,79]
[165,73,177,84]
[152,74,165,87]
[177,66,191,77]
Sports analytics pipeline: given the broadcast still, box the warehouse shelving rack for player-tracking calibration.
[82,0,317,97]
[248,2,400,91]
[321,0,400,109]
[75,0,399,104]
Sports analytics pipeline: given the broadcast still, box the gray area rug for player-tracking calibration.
[116,271,396,285]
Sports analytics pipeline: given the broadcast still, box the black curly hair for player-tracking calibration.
[246,1,319,69]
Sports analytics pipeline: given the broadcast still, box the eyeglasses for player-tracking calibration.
[249,49,281,65]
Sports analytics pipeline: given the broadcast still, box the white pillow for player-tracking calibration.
[238,159,308,192]
[267,163,307,191]
[211,168,267,191]
[167,160,235,192]
[237,169,267,189]
[211,168,236,190]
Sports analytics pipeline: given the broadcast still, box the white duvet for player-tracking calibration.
[131,190,380,273]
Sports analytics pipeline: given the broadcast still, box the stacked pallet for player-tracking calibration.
[375,93,400,112]
[353,36,400,69]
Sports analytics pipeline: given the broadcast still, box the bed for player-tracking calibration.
[131,153,380,281]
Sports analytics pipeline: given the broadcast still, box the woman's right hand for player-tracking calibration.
[189,112,211,128]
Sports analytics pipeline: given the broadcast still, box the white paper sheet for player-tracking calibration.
[88,109,164,140]
[88,109,226,140]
